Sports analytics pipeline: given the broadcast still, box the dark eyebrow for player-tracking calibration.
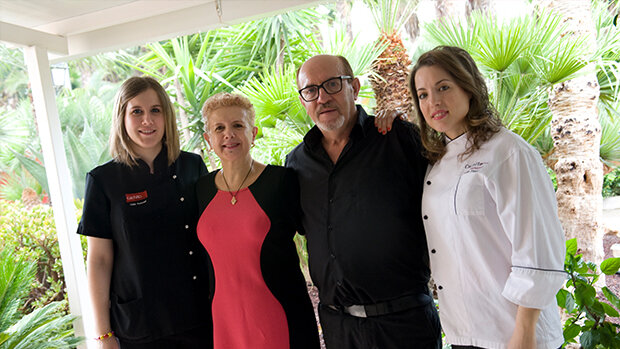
[417,78,451,92]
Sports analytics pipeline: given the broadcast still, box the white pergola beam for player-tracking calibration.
[24,45,92,348]
[0,21,67,54]
[49,0,323,63]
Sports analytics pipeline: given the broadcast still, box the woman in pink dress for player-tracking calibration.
[196,92,320,349]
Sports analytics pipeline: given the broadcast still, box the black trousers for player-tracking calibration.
[117,323,213,349]
[319,300,441,349]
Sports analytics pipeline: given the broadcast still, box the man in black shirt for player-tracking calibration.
[285,54,441,348]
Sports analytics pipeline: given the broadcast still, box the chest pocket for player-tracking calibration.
[454,172,485,216]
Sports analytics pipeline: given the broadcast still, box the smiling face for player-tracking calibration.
[123,88,165,160]
[205,106,257,163]
[297,55,360,135]
[414,65,472,139]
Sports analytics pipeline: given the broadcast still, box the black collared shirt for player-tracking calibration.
[285,106,430,307]
[78,148,211,342]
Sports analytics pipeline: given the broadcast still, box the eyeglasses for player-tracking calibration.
[298,75,352,102]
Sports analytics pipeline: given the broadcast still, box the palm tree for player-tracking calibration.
[538,0,605,265]
[365,0,418,120]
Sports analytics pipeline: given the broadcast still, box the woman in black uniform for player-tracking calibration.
[78,76,212,348]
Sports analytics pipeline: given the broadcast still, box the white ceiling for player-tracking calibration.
[0,0,326,63]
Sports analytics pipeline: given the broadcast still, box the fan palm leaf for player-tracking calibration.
[0,249,34,333]
[600,107,620,166]
[421,8,591,147]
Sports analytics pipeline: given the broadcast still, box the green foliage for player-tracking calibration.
[422,10,585,145]
[0,200,87,312]
[0,301,83,349]
[603,167,620,197]
[6,80,114,199]
[600,113,620,167]
[0,45,28,103]
[0,248,83,349]
[363,0,417,35]
[420,2,620,165]
[557,238,620,348]
[0,171,42,202]
[0,248,34,333]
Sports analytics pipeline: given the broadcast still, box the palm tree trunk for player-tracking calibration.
[370,32,413,119]
[466,0,494,16]
[173,77,192,146]
[435,0,467,19]
[336,0,354,43]
[539,0,604,265]
[368,0,414,120]
[400,1,420,43]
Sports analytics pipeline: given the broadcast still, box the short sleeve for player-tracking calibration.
[489,145,567,308]
[77,172,112,239]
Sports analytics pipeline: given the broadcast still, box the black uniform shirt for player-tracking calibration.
[285,106,430,307]
[78,147,211,342]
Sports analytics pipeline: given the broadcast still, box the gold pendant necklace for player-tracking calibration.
[221,160,254,205]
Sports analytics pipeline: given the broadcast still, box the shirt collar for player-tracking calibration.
[136,145,168,173]
[444,132,468,149]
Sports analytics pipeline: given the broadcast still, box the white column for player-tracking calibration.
[23,45,93,348]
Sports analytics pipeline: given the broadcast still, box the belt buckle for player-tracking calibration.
[345,305,367,318]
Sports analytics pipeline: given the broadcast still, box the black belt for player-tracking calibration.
[325,292,432,318]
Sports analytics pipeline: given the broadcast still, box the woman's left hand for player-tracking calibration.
[507,306,540,349]
[375,108,407,135]
[507,331,536,349]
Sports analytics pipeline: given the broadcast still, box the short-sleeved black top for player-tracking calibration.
[77,148,211,342]
[285,106,430,307]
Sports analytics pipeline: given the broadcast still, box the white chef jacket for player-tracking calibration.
[422,128,566,349]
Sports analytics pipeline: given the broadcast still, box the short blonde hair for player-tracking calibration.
[201,92,255,133]
[109,76,180,166]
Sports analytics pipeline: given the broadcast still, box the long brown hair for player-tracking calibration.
[109,76,180,166]
[409,46,502,164]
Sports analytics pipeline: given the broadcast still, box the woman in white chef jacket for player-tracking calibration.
[409,45,566,349]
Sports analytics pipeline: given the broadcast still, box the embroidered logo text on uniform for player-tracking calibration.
[464,161,488,174]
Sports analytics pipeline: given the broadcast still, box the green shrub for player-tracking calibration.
[557,238,620,348]
[0,248,83,348]
[0,200,87,313]
[603,167,620,198]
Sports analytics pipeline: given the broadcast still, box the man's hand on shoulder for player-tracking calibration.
[374,108,408,135]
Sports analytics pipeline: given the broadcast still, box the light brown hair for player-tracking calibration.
[109,76,180,166]
[409,46,502,164]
